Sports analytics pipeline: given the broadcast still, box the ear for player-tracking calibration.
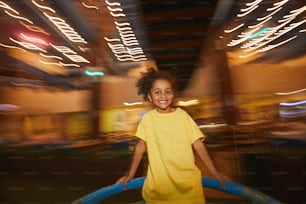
[147,95,152,102]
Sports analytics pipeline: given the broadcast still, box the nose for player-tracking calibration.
[160,91,167,98]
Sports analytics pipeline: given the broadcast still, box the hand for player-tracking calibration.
[115,175,133,190]
[213,172,231,189]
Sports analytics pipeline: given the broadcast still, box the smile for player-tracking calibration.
[159,100,168,104]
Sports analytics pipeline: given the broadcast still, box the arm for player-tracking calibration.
[115,139,146,188]
[192,139,225,186]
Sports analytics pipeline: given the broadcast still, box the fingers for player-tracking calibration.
[220,180,225,189]
[215,174,225,189]
[220,174,233,189]
[115,176,129,190]
[223,175,232,181]
[123,180,128,190]
[115,177,124,184]
[220,180,226,189]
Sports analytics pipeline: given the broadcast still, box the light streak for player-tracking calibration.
[279,109,306,117]
[241,0,261,12]
[238,26,261,38]
[119,30,134,35]
[19,33,48,46]
[115,54,146,59]
[51,44,76,54]
[239,52,257,58]
[81,2,99,10]
[39,59,80,67]
[65,55,90,63]
[248,27,269,39]
[281,5,306,21]
[50,44,90,63]
[237,5,259,17]
[31,0,88,44]
[198,123,227,129]
[122,40,139,47]
[9,37,47,52]
[107,6,123,12]
[127,47,144,55]
[116,26,132,31]
[10,81,45,88]
[19,21,50,35]
[248,16,271,29]
[31,0,55,13]
[104,37,121,42]
[224,0,305,58]
[258,35,297,52]
[59,62,80,67]
[0,1,19,14]
[78,46,90,52]
[39,53,63,60]
[117,56,147,62]
[227,34,250,47]
[4,10,33,24]
[39,60,62,66]
[242,17,299,51]
[105,0,121,7]
[84,70,104,76]
[224,23,244,33]
[246,0,262,7]
[263,19,304,47]
[123,102,143,106]
[276,88,306,95]
[43,12,87,43]
[267,0,289,12]
[0,43,26,52]
[115,21,130,26]
[257,7,282,21]
[280,100,306,107]
[104,0,147,63]
[120,33,136,38]
[110,12,125,17]
[177,99,199,106]
[0,104,19,111]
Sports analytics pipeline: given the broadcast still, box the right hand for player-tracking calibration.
[115,175,133,190]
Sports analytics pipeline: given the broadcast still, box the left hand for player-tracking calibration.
[213,172,231,189]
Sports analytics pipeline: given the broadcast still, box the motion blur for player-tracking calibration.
[0,0,305,203]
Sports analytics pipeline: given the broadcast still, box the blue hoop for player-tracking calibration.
[72,176,282,204]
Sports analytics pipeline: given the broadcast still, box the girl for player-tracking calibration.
[116,69,225,204]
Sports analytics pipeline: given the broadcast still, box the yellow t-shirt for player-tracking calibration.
[135,108,206,204]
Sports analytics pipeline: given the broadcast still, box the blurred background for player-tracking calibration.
[0,0,305,203]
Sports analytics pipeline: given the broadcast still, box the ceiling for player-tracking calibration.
[0,0,224,91]
[138,0,219,90]
[0,0,305,91]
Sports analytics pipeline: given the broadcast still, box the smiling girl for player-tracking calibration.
[116,68,225,204]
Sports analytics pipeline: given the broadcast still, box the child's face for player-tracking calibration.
[148,79,174,113]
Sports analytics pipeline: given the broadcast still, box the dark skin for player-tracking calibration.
[116,79,229,189]
[115,139,146,189]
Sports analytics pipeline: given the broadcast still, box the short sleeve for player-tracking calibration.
[134,117,147,141]
[186,113,206,144]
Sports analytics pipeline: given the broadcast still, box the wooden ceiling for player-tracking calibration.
[0,0,219,90]
[1,0,304,91]
[138,0,218,90]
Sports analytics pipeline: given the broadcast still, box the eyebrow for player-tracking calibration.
[152,88,172,91]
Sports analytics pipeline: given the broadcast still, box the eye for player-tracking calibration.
[154,91,161,95]
[166,90,172,95]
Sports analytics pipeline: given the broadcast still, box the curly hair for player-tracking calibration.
[136,68,176,101]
